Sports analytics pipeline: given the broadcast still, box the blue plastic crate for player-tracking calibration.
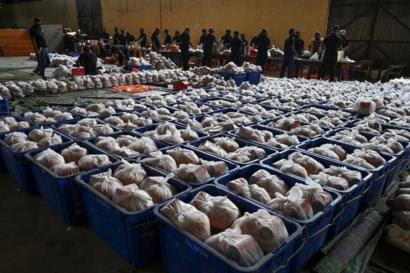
[86,131,169,160]
[154,184,302,273]
[258,118,331,139]
[0,99,9,113]
[228,125,308,151]
[188,135,278,166]
[215,164,341,273]
[99,112,156,131]
[247,71,261,85]
[51,117,120,141]
[218,71,233,80]
[140,145,238,187]
[289,110,350,131]
[134,123,208,146]
[25,142,118,225]
[166,102,220,117]
[232,73,247,86]
[208,108,264,126]
[174,114,226,136]
[297,137,396,209]
[324,128,410,195]
[21,109,79,126]
[260,149,371,239]
[75,162,191,267]
[201,97,239,109]
[138,64,153,71]
[0,127,73,194]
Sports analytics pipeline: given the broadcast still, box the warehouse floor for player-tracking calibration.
[0,56,409,273]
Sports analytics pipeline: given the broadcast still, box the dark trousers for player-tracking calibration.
[280,55,295,78]
[38,48,50,76]
[256,54,267,71]
[319,57,337,81]
[202,50,212,66]
[181,51,189,70]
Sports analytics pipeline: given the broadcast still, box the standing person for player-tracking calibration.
[254,29,271,72]
[339,29,349,53]
[319,25,342,82]
[101,28,110,43]
[250,33,259,47]
[164,29,172,45]
[120,29,126,45]
[113,27,121,45]
[221,29,232,49]
[202,28,216,66]
[280,28,298,78]
[29,18,50,79]
[198,28,207,46]
[240,33,249,64]
[294,30,305,78]
[76,42,98,75]
[173,30,181,44]
[179,28,191,70]
[230,31,242,65]
[62,28,75,53]
[126,32,135,45]
[137,28,148,48]
[151,28,161,51]
[309,32,323,56]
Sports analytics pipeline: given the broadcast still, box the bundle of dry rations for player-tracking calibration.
[34,143,112,177]
[264,117,325,138]
[142,122,199,145]
[385,175,410,253]
[56,118,114,140]
[239,105,283,119]
[305,143,386,171]
[210,111,263,126]
[304,106,352,120]
[103,112,153,130]
[105,98,150,112]
[171,102,215,116]
[271,152,363,191]
[205,99,242,109]
[94,134,159,159]
[197,137,267,164]
[137,95,177,107]
[0,116,30,133]
[3,127,64,153]
[142,147,229,185]
[70,103,116,117]
[178,115,236,135]
[24,108,74,125]
[235,126,301,150]
[328,129,405,156]
[352,120,410,143]
[161,191,289,266]
[228,170,333,220]
[89,161,177,211]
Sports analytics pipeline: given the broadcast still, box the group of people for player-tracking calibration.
[31,16,350,80]
[280,25,349,81]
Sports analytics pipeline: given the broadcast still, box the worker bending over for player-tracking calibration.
[76,42,98,75]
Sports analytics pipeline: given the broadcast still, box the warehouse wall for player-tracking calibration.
[0,0,78,30]
[101,0,329,49]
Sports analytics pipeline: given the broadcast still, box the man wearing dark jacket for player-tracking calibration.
[151,28,161,51]
[202,28,216,66]
[319,25,342,81]
[164,29,172,45]
[254,29,271,71]
[76,43,98,75]
[280,28,298,78]
[179,28,191,70]
[221,29,232,49]
[230,31,242,65]
[29,18,50,79]
[137,28,148,48]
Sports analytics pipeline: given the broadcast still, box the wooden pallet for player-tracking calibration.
[0,28,33,56]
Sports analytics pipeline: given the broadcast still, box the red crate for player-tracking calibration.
[173,81,189,91]
[71,67,85,76]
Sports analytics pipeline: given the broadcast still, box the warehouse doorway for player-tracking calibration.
[76,0,103,38]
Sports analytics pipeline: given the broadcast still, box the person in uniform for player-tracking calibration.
[164,29,172,45]
[254,29,271,72]
[202,28,216,67]
[230,31,242,65]
[137,28,148,48]
[319,25,342,81]
[179,28,191,70]
[280,28,298,78]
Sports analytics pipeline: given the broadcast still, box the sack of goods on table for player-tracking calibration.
[56,118,114,140]
[160,191,289,267]
[142,122,198,145]
[90,161,178,211]
[239,104,283,119]
[142,148,229,184]
[385,176,410,253]
[34,143,112,176]
[171,102,215,116]
[304,106,352,119]
[329,129,405,155]
[0,116,30,133]
[24,108,74,125]
[94,135,159,158]
[235,126,300,149]
[141,107,189,122]
[264,117,325,138]
[103,112,153,130]
[272,152,362,191]
[71,103,116,117]
[198,137,267,164]
[105,98,150,112]
[138,95,177,107]
[306,143,386,170]
[2,127,63,152]
[228,171,332,220]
